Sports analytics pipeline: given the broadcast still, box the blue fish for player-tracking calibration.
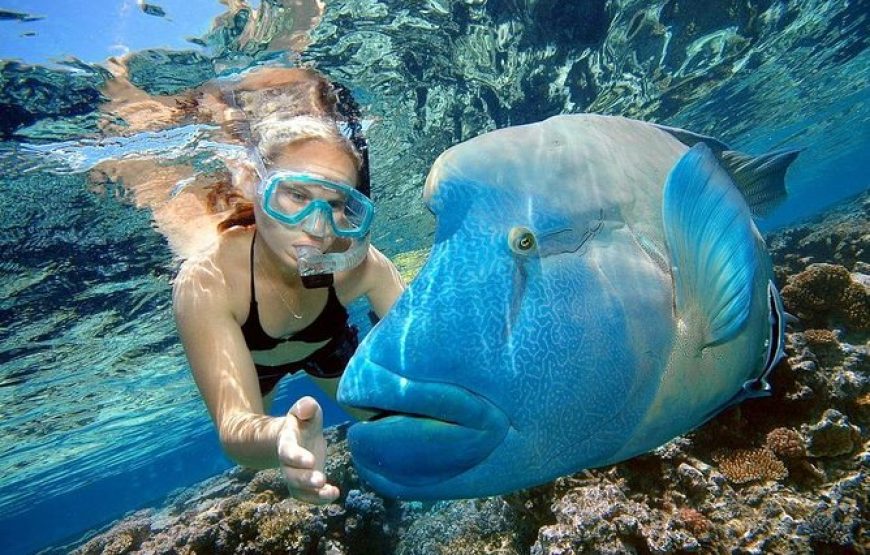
[338,115,797,499]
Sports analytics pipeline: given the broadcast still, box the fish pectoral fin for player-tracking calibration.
[662,143,759,347]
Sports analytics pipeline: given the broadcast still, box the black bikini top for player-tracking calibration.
[240,233,350,352]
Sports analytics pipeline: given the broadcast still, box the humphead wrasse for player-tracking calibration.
[338,115,798,499]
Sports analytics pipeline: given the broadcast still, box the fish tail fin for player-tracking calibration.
[662,143,760,347]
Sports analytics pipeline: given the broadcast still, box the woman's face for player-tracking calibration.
[254,139,360,270]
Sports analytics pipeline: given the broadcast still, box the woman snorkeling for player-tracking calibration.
[172,67,404,504]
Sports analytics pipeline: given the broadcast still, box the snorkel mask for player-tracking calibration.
[255,167,374,288]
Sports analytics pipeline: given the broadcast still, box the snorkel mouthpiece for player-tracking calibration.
[296,238,370,289]
[296,245,334,288]
[300,272,335,289]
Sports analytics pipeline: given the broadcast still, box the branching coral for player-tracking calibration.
[799,509,856,547]
[711,448,788,484]
[803,329,838,347]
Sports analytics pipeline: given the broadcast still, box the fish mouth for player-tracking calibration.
[366,409,459,425]
[338,360,509,496]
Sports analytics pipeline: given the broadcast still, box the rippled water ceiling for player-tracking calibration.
[2,1,867,236]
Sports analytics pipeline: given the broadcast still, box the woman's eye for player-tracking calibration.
[508,227,537,254]
[329,200,346,212]
[284,188,308,202]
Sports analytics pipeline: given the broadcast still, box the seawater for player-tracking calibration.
[0,1,867,553]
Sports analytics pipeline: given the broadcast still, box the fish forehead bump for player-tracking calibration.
[424,114,669,211]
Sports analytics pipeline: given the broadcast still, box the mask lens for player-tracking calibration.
[261,172,373,237]
[271,182,315,213]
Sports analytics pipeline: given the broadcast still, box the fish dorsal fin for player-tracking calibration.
[718,148,799,216]
[663,143,758,347]
[651,124,731,153]
[653,123,799,217]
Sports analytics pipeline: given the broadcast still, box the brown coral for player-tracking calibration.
[805,409,862,457]
[853,392,870,426]
[780,263,869,333]
[248,469,286,494]
[712,448,788,484]
[803,329,838,347]
[841,282,870,331]
[101,532,137,555]
[678,507,711,537]
[802,329,845,366]
[765,428,806,459]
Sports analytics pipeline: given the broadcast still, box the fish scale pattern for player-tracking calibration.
[378,180,643,472]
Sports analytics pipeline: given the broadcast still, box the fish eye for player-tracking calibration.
[508,227,537,255]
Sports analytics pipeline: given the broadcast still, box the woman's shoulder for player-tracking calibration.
[173,227,254,305]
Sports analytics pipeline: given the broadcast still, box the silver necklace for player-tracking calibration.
[254,239,304,320]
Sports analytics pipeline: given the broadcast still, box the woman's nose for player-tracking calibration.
[300,208,330,237]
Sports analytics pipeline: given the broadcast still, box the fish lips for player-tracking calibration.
[338,360,510,497]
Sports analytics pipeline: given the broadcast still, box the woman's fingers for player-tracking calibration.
[290,483,340,505]
[315,484,340,503]
[288,397,327,462]
[277,397,340,504]
[281,466,325,490]
[290,396,323,429]
[281,467,339,505]
[277,440,315,469]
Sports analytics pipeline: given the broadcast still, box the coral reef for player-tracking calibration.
[769,191,870,278]
[65,193,868,555]
[770,190,870,341]
[780,263,870,336]
[395,497,529,555]
[70,428,407,555]
[765,427,806,459]
[712,448,788,485]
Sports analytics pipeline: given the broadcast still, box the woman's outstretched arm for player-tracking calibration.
[172,258,338,503]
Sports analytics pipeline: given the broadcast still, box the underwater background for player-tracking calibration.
[0,0,867,553]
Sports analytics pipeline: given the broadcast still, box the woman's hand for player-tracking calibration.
[277,396,340,504]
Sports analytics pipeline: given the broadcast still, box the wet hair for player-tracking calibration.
[252,114,360,170]
[215,67,371,232]
[332,81,371,198]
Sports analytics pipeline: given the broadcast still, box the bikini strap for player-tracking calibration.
[249,230,258,306]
